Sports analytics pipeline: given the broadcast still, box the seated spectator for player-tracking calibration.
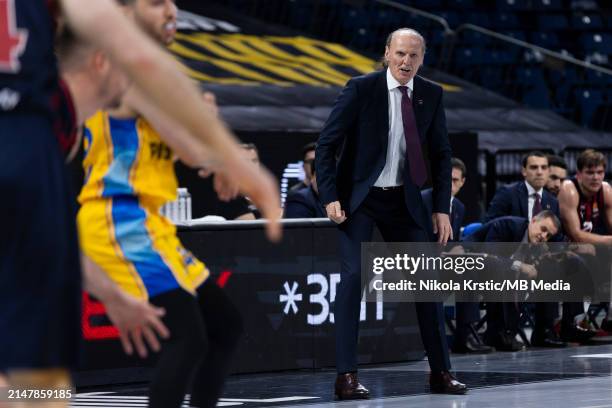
[284,160,326,218]
[289,142,316,193]
[545,154,568,197]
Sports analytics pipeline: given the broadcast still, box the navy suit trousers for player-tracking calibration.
[335,187,451,373]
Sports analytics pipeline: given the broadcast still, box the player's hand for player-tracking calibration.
[104,292,170,358]
[213,170,240,202]
[243,166,282,242]
[325,201,346,224]
[197,167,240,202]
[520,263,538,279]
[432,212,452,244]
[571,243,597,256]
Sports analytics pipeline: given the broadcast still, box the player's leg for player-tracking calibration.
[147,288,207,408]
[189,280,243,408]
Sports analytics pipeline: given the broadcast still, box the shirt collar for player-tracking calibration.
[525,181,543,197]
[386,68,414,92]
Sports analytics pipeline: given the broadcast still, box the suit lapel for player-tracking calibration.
[412,76,425,142]
[518,182,528,218]
[376,70,389,146]
[542,191,552,211]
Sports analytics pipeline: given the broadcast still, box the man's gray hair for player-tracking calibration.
[533,210,561,233]
[385,28,427,53]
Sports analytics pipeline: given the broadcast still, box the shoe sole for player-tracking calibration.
[335,393,370,400]
[430,387,468,395]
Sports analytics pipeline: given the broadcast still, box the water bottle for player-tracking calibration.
[185,188,192,222]
[168,197,178,223]
[177,188,187,223]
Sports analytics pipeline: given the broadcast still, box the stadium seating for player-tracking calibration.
[210,0,612,130]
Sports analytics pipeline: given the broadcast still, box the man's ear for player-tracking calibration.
[92,51,110,77]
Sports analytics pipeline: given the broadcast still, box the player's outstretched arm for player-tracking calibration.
[60,0,281,241]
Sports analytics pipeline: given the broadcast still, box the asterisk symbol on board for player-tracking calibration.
[279,281,303,315]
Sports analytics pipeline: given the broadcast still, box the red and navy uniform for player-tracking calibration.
[0,0,81,370]
[571,177,609,235]
[0,0,76,153]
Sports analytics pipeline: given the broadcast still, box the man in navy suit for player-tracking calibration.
[466,213,560,247]
[485,151,559,223]
[316,28,466,399]
[422,158,466,240]
[484,151,565,349]
[284,159,327,218]
[422,158,493,353]
[464,213,562,350]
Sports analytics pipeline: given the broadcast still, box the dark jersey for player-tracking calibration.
[0,0,76,153]
[571,177,609,235]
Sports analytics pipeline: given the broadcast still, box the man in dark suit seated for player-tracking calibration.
[463,212,562,350]
[467,212,560,244]
[485,151,560,223]
[316,28,466,399]
[289,142,316,193]
[284,159,327,218]
[484,151,566,349]
[422,158,466,241]
[422,158,493,354]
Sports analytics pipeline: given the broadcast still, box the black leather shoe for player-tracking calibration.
[560,325,598,343]
[485,331,524,351]
[452,333,494,354]
[531,329,567,348]
[430,371,468,395]
[334,373,370,400]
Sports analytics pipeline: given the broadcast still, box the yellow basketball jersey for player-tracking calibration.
[78,111,177,210]
[78,111,208,299]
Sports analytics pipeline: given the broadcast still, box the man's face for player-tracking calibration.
[384,31,424,85]
[132,0,178,46]
[577,165,606,194]
[522,156,549,190]
[303,149,315,185]
[546,165,567,196]
[451,167,465,197]
[528,217,558,243]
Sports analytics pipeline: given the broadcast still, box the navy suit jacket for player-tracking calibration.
[421,188,464,240]
[284,186,327,219]
[462,216,529,272]
[316,70,452,229]
[484,181,559,223]
[463,216,528,243]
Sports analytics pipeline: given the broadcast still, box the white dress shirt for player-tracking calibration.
[373,69,414,187]
[525,181,543,221]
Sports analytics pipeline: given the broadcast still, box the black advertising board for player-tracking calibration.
[77,221,424,386]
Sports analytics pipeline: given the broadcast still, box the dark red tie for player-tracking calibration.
[533,193,542,217]
[398,86,426,186]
